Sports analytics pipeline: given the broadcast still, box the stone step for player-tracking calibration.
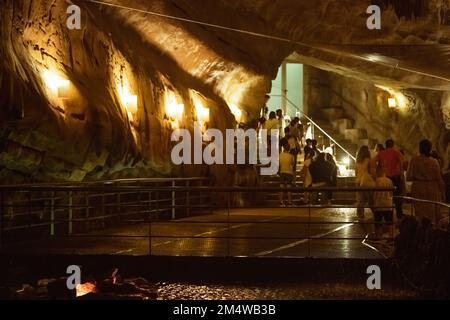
[344,128,367,141]
[317,107,345,122]
[335,118,354,135]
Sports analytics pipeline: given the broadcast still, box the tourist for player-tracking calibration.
[325,153,338,202]
[289,117,301,146]
[279,142,295,207]
[260,94,270,118]
[311,139,319,160]
[406,139,445,223]
[373,139,404,219]
[355,145,375,219]
[265,111,279,156]
[276,109,284,138]
[309,152,335,204]
[304,139,313,160]
[444,164,450,204]
[285,117,300,166]
[301,151,314,203]
[372,165,394,240]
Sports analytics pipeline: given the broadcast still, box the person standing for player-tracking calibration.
[304,139,313,160]
[374,139,404,219]
[407,139,445,224]
[276,109,285,139]
[279,143,295,207]
[264,111,279,157]
[355,145,375,219]
[372,165,394,240]
[260,94,270,119]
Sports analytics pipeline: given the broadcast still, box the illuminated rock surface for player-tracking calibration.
[1,0,449,182]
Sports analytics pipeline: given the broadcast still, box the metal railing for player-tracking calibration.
[270,94,357,164]
[0,177,210,240]
[0,183,405,258]
[400,196,450,228]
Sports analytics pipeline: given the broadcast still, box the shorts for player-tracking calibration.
[280,173,294,186]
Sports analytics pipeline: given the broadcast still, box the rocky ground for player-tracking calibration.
[0,269,418,300]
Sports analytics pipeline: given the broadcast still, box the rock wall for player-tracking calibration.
[304,65,450,168]
[1,0,450,183]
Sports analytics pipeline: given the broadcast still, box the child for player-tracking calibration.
[279,142,295,206]
[372,165,394,239]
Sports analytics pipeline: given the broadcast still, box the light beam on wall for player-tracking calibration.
[388,98,397,108]
[229,104,242,121]
[43,70,70,99]
[166,91,184,127]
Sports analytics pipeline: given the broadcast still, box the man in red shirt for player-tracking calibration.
[374,139,404,219]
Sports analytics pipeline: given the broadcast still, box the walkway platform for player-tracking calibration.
[0,207,385,259]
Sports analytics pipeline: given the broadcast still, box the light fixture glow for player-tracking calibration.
[194,99,210,122]
[342,157,350,165]
[117,77,138,115]
[229,104,242,121]
[166,92,184,120]
[388,98,397,108]
[43,70,70,98]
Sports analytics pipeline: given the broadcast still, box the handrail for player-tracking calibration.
[269,94,357,162]
[0,177,209,188]
[399,196,450,209]
[0,185,393,192]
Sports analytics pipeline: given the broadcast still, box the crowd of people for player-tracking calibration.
[259,98,448,232]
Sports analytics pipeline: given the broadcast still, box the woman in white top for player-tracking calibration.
[355,145,375,219]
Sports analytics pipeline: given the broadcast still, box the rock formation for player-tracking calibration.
[1,0,449,182]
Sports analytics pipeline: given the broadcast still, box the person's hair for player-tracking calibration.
[385,139,394,149]
[283,143,291,152]
[284,126,290,134]
[375,143,385,152]
[312,139,318,147]
[276,109,282,115]
[269,111,276,119]
[306,139,312,144]
[290,118,298,125]
[376,164,385,178]
[325,153,335,164]
[259,117,266,124]
[293,117,300,123]
[264,94,270,100]
[316,152,325,161]
[419,139,432,156]
[356,145,371,163]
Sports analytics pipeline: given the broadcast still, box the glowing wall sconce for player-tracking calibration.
[229,104,242,121]
[192,93,210,123]
[124,94,138,114]
[43,70,70,99]
[166,92,184,127]
[388,98,397,109]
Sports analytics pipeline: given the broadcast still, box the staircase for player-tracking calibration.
[260,105,378,207]
[312,106,378,161]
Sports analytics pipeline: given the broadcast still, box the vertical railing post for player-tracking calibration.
[186,180,190,217]
[85,191,89,232]
[227,191,231,257]
[68,191,73,235]
[148,190,152,256]
[101,186,106,227]
[50,191,55,236]
[28,191,32,229]
[171,180,176,220]
[0,192,4,246]
[117,186,121,222]
[307,189,311,258]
